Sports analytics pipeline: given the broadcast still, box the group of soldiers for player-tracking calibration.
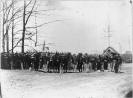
[1,51,122,73]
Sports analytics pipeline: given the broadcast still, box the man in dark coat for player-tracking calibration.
[1,53,5,69]
[10,53,14,69]
[28,54,31,69]
[104,56,108,71]
[118,55,122,72]
[56,54,60,73]
[25,53,29,69]
[114,54,119,73]
[64,54,69,73]
[47,54,52,72]
[34,53,40,71]
[4,53,10,69]
[93,56,97,71]
[77,55,83,72]
[97,55,102,71]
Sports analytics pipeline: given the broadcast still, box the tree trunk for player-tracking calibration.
[2,3,5,53]
[6,29,9,53]
[12,0,14,54]
[6,10,9,53]
[21,0,26,53]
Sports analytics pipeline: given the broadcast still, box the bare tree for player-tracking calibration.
[2,0,23,53]
[102,15,114,47]
[2,0,70,53]
[21,0,37,53]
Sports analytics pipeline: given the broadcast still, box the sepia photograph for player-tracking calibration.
[0,0,133,98]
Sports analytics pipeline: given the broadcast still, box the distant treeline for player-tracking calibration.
[121,53,132,63]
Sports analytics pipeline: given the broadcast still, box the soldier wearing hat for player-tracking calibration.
[103,55,108,71]
[114,54,119,73]
[118,54,122,72]
[97,55,102,72]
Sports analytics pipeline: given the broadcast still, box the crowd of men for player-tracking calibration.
[1,51,122,73]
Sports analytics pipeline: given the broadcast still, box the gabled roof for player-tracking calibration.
[26,46,37,53]
[102,46,119,56]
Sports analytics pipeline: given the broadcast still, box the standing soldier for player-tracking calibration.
[109,54,113,72]
[93,56,97,71]
[36,53,40,71]
[56,53,60,73]
[10,53,15,69]
[1,53,5,69]
[48,53,52,72]
[31,53,35,70]
[64,53,69,73]
[104,56,108,71]
[112,53,117,72]
[28,54,31,71]
[4,53,9,69]
[100,55,104,72]
[39,53,43,69]
[77,53,83,72]
[83,54,89,73]
[83,54,87,73]
[88,55,93,72]
[22,53,26,69]
[97,55,102,72]
[25,53,29,69]
[43,53,47,72]
[34,53,37,71]
[114,54,119,73]
[118,54,122,72]
[91,56,95,71]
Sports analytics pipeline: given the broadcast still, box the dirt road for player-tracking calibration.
[0,63,132,98]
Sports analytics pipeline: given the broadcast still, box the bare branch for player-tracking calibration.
[25,0,32,8]
[12,38,22,50]
[25,0,36,25]
[26,19,71,29]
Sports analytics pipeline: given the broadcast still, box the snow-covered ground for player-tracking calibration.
[0,63,132,98]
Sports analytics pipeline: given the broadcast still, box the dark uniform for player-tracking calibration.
[4,53,10,69]
[93,57,97,71]
[34,53,40,71]
[47,54,52,72]
[97,55,102,70]
[1,53,5,69]
[114,55,119,73]
[28,54,31,68]
[25,53,29,69]
[56,55,60,73]
[104,56,108,70]
[77,57,83,72]
[64,54,69,73]
[31,53,35,70]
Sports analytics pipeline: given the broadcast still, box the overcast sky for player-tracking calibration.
[5,0,132,54]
